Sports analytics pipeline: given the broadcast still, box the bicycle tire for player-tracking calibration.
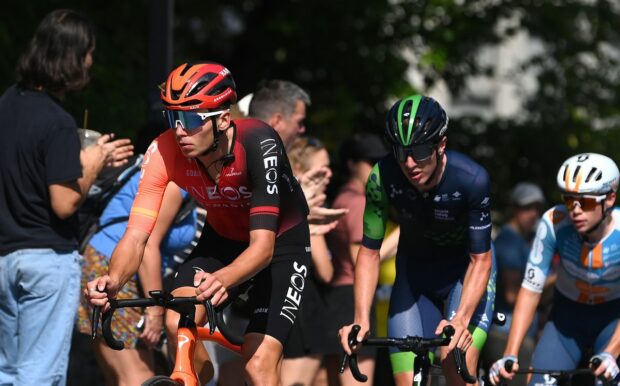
[141,375,181,386]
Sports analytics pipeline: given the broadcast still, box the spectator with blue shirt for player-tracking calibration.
[76,163,196,386]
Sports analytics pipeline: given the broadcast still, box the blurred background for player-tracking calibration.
[2,0,620,212]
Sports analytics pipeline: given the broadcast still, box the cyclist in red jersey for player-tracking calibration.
[86,62,311,386]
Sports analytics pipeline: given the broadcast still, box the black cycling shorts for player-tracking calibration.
[172,251,312,346]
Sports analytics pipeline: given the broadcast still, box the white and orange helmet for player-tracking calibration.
[557,153,619,195]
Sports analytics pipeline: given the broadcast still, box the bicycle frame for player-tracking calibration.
[92,290,243,386]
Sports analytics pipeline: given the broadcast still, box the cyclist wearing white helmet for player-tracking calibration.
[490,153,620,385]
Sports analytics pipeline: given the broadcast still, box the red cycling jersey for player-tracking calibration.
[127,118,308,245]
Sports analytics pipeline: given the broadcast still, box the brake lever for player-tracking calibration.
[205,299,216,334]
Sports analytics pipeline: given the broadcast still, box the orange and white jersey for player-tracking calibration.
[522,206,620,304]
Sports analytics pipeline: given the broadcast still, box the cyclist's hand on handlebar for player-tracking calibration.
[84,275,120,312]
[435,318,471,351]
[338,322,369,356]
[139,306,165,348]
[194,271,228,306]
[489,355,519,385]
[591,352,619,380]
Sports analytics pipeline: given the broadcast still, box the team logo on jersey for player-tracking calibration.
[481,197,490,206]
[389,184,403,198]
[434,209,454,221]
[260,138,279,195]
[280,262,308,324]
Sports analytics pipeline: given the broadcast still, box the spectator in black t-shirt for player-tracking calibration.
[0,9,132,386]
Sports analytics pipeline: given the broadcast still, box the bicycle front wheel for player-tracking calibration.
[142,375,181,386]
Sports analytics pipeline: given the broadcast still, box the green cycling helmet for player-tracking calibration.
[385,95,448,162]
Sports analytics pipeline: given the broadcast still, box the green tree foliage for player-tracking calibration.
[2,0,620,210]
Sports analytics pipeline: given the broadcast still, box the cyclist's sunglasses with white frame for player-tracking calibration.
[163,109,228,133]
[561,194,607,211]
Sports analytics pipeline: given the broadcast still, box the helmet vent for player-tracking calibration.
[572,166,581,182]
[562,165,569,182]
[595,170,603,181]
[585,168,599,183]
[207,78,234,96]
[401,100,413,129]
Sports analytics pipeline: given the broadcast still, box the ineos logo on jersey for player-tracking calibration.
[280,262,308,324]
[209,186,252,201]
[185,185,252,201]
[260,138,279,194]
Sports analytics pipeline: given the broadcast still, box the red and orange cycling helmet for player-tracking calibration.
[161,62,237,110]
[161,62,237,132]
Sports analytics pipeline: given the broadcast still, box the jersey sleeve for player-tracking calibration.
[126,139,171,234]
[244,126,285,232]
[521,208,557,293]
[361,163,390,250]
[467,167,492,254]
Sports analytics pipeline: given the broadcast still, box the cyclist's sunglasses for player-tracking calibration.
[162,109,227,133]
[561,194,606,211]
[393,143,436,163]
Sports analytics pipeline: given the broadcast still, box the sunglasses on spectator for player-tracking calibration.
[561,194,607,211]
[393,143,436,163]
[163,110,228,133]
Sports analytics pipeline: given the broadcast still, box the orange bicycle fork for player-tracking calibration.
[169,324,242,386]
[169,326,201,386]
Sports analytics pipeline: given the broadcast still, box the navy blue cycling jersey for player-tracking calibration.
[362,150,492,262]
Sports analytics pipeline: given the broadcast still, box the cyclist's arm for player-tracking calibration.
[453,168,493,325]
[601,322,620,358]
[453,250,493,326]
[109,140,171,289]
[379,226,400,261]
[504,287,541,356]
[353,246,381,326]
[214,229,275,287]
[107,228,150,290]
[504,209,557,356]
[138,182,184,303]
[355,163,390,325]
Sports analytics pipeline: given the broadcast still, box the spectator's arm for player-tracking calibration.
[310,234,333,283]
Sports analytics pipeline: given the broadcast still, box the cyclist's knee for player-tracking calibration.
[244,354,277,384]
[242,334,282,384]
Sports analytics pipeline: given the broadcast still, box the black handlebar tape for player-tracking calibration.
[91,306,101,340]
[349,352,368,382]
[338,325,368,382]
[454,348,477,384]
[101,308,124,351]
[339,325,360,374]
